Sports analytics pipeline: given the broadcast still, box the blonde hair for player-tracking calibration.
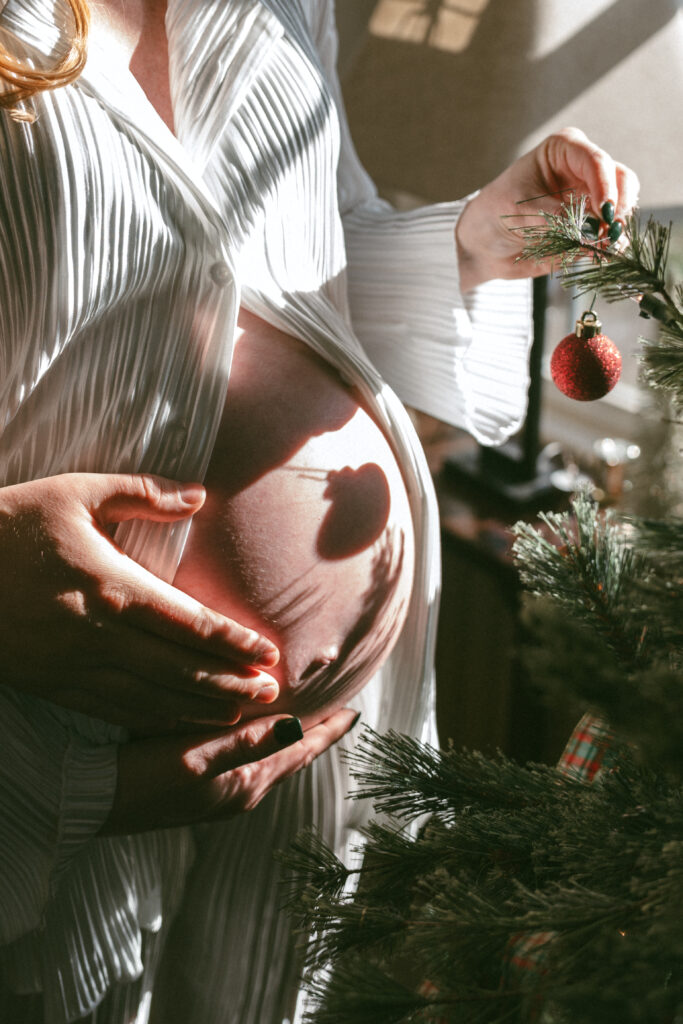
[0,0,90,121]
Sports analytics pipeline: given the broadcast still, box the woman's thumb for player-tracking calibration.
[84,473,206,525]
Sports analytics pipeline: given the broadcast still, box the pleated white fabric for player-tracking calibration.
[0,0,532,1021]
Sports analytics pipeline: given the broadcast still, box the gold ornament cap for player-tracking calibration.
[575,310,602,338]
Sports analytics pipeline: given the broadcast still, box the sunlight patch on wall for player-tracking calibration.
[368,0,491,53]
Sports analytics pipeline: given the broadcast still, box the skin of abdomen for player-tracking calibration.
[173,309,415,726]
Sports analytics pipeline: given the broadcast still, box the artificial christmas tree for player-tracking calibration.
[285,202,683,1024]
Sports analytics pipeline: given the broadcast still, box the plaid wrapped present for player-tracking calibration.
[556,712,616,784]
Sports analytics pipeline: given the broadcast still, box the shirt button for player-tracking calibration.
[209,260,232,286]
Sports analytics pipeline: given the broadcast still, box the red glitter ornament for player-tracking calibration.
[550,310,622,401]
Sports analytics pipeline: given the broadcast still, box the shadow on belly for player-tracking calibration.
[279,462,391,561]
[287,529,408,717]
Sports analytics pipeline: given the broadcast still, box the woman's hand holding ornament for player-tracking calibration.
[455,126,641,291]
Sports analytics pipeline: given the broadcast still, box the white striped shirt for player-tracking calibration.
[0,1,532,1020]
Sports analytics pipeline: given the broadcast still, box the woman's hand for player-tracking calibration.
[100,707,359,833]
[455,126,641,291]
[0,472,280,732]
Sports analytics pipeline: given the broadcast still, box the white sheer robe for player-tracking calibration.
[0,0,532,1020]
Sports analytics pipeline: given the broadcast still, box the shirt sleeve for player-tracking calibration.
[0,688,118,945]
[304,0,534,446]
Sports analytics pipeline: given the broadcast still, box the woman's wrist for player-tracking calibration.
[454,186,515,293]
[454,206,484,294]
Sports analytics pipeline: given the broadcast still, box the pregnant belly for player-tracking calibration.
[174,309,415,724]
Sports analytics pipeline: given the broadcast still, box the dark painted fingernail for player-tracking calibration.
[608,220,623,242]
[601,201,615,225]
[581,215,601,239]
[274,716,304,747]
[348,711,362,732]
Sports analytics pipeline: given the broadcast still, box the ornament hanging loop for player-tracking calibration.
[575,310,602,339]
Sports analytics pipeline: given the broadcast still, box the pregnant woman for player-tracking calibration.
[0,0,639,1021]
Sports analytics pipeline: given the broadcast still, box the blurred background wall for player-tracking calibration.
[335,0,683,211]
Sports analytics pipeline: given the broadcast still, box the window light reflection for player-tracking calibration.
[369,0,491,53]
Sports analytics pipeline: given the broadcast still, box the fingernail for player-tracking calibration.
[255,682,279,703]
[601,201,615,225]
[179,483,206,506]
[348,711,362,732]
[581,215,601,239]
[215,709,242,726]
[255,640,279,667]
[608,220,623,242]
[274,717,304,747]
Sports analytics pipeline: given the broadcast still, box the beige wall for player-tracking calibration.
[338,0,683,209]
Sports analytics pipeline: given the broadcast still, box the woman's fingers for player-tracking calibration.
[108,619,280,708]
[197,708,360,819]
[194,706,357,781]
[81,471,280,668]
[546,127,618,215]
[118,581,279,667]
[614,161,641,225]
[456,127,640,290]
[542,127,640,225]
[83,472,207,522]
[102,708,359,834]
[89,544,279,668]
[58,667,250,733]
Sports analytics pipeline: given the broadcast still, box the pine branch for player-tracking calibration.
[285,717,683,1022]
[627,516,683,658]
[353,820,460,908]
[303,961,524,1024]
[302,962,433,1024]
[559,214,674,308]
[519,601,683,774]
[301,897,409,968]
[514,494,683,771]
[512,492,652,669]
[279,827,352,913]
[517,197,683,406]
[343,727,581,824]
[517,197,678,311]
[640,322,683,406]
[508,194,589,271]
[628,515,683,570]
